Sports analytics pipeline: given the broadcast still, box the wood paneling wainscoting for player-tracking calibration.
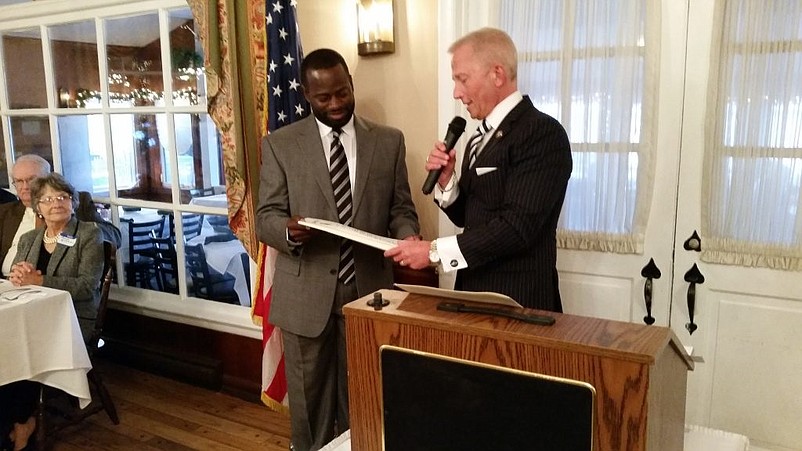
[102,309,263,402]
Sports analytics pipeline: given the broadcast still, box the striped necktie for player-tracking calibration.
[467,120,491,168]
[330,129,355,284]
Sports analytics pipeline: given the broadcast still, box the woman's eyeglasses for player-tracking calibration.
[39,195,72,205]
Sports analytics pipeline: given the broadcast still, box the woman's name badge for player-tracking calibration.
[57,234,77,247]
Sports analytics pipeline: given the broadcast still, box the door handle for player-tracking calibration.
[683,263,705,334]
[640,258,661,325]
[683,230,702,252]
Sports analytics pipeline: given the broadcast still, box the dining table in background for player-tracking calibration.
[0,282,92,408]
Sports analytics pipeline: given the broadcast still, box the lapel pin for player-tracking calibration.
[494,130,503,139]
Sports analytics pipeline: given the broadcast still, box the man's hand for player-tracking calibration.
[425,141,457,189]
[287,215,318,244]
[385,239,431,270]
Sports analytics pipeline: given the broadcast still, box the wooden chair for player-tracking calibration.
[123,217,164,288]
[36,242,120,448]
[151,236,178,294]
[169,213,204,243]
[185,243,238,304]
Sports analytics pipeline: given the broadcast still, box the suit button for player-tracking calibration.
[450,260,458,267]
[329,269,337,275]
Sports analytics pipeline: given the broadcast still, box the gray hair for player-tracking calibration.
[14,154,52,176]
[449,27,518,81]
[30,172,79,214]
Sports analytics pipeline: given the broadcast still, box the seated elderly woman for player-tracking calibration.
[1,172,104,451]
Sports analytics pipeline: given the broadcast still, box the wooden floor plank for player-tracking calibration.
[48,360,291,451]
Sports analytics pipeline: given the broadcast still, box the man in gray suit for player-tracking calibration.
[386,28,572,312]
[256,48,420,451]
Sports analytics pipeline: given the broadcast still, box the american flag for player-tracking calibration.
[253,0,308,413]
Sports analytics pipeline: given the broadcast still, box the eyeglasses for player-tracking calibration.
[39,195,72,205]
[12,177,36,188]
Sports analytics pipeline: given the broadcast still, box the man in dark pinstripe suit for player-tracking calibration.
[386,27,572,312]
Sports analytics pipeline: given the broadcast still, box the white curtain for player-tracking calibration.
[492,0,660,253]
[702,0,802,270]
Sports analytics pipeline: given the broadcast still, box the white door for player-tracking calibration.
[670,1,802,449]
[561,1,802,449]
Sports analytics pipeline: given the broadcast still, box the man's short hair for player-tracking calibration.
[300,48,350,87]
[14,154,52,175]
[449,27,518,81]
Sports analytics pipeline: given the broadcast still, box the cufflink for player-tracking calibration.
[450,260,458,268]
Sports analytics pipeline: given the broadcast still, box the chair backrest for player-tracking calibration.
[126,217,165,264]
[151,236,178,293]
[170,213,204,243]
[185,243,211,297]
[87,242,115,355]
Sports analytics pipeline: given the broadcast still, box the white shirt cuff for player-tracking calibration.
[434,175,459,208]
[436,235,467,272]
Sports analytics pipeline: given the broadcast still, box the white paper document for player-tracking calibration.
[299,217,399,251]
[394,283,522,308]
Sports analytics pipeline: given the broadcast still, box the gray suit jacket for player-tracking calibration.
[0,200,25,263]
[14,216,104,338]
[257,115,419,337]
[443,96,572,312]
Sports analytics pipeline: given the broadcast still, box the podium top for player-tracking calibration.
[344,289,693,370]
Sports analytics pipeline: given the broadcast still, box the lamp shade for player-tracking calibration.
[356,0,394,56]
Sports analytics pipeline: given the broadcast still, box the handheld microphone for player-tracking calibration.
[422,116,466,195]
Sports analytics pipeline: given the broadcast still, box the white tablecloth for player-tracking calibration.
[188,193,228,209]
[0,282,92,408]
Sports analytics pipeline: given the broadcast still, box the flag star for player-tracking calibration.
[279,28,288,40]
[283,53,295,65]
[295,103,305,115]
[290,0,297,7]
[288,79,300,91]
[269,60,278,72]
[272,1,284,14]
[272,85,283,97]
[266,14,273,25]
[277,111,287,122]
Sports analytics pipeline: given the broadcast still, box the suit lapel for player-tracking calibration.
[297,116,339,218]
[47,216,79,275]
[352,117,375,217]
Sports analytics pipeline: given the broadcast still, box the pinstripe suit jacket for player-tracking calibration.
[257,114,420,337]
[443,96,572,311]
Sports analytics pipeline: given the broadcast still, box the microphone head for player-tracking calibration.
[448,116,467,134]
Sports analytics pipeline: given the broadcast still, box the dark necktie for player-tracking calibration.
[330,129,355,284]
[467,119,491,168]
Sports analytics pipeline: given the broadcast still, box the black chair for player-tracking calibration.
[185,243,238,304]
[152,236,178,294]
[123,217,164,288]
[169,213,204,243]
[36,243,120,447]
[189,186,215,197]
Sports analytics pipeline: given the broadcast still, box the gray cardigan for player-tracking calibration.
[13,216,104,338]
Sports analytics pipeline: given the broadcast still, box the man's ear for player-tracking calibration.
[492,65,506,87]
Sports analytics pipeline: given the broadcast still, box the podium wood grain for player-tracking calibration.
[344,290,692,451]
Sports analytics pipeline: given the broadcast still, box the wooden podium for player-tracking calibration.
[344,289,693,451]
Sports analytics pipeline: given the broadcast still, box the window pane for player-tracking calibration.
[111,113,172,202]
[174,113,223,200]
[119,207,169,292]
[2,29,47,109]
[105,13,162,108]
[9,116,52,164]
[185,213,251,306]
[50,20,99,109]
[57,115,109,196]
[168,8,205,107]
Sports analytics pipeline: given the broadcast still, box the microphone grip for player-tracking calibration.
[421,169,441,195]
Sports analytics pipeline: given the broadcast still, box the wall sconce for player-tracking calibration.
[356,0,395,56]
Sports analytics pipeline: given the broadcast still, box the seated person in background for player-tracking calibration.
[9,172,105,337]
[0,154,50,278]
[0,156,120,281]
[2,173,105,451]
